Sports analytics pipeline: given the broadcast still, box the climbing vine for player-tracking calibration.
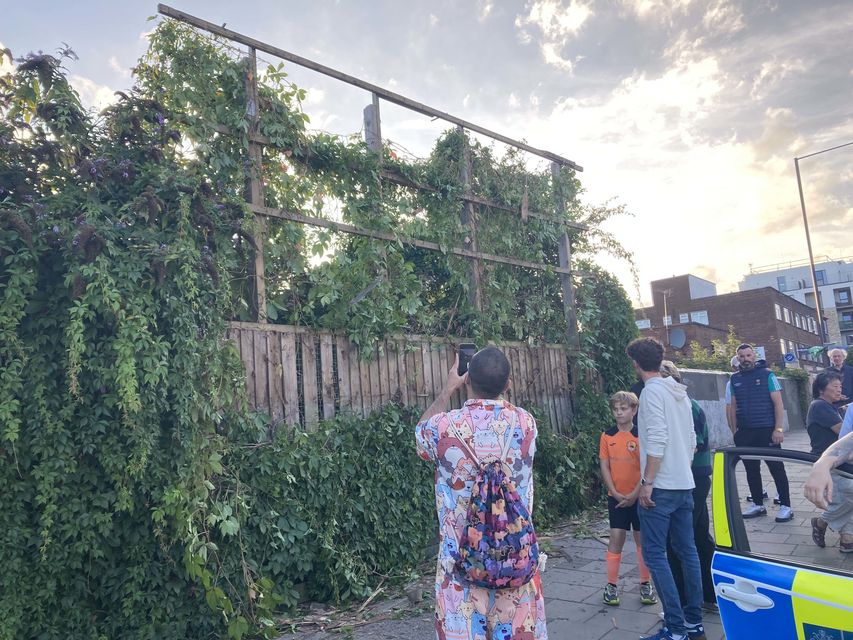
[0,19,639,640]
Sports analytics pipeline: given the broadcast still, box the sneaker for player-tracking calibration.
[603,582,620,606]
[742,504,767,519]
[840,541,853,554]
[775,505,794,522]
[640,581,658,605]
[773,493,781,505]
[686,622,707,640]
[746,490,768,503]
[641,627,676,640]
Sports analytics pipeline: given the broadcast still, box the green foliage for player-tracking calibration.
[0,24,638,639]
[677,326,745,372]
[845,346,853,367]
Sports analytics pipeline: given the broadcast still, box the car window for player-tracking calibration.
[721,455,853,575]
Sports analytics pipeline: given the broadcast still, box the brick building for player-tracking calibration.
[634,274,824,370]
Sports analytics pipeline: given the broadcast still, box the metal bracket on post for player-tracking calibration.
[551,162,579,350]
[245,47,267,322]
[458,127,482,314]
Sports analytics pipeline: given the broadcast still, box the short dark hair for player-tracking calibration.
[468,347,510,398]
[736,343,753,353]
[626,337,664,373]
[812,370,842,399]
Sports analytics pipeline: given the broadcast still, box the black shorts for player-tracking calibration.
[607,496,641,531]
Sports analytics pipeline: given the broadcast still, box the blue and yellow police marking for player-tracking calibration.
[712,452,731,548]
[712,552,853,639]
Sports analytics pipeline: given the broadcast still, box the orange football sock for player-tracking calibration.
[606,551,621,584]
[636,546,651,583]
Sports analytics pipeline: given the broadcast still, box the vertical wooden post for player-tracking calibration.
[245,47,267,322]
[458,127,482,313]
[551,162,579,349]
[363,93,382,154]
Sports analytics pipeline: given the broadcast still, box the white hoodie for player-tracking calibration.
[637,375,697,490]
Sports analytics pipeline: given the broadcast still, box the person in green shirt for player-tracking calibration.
[660,361,716,613]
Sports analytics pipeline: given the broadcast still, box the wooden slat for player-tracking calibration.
[408,342,421,409]
[281,331,300,426]
[386,340,400,403]
[516,345,530,407]
[393,339,409,406]
[546,349,560,431]
[238,328,256,406]
[554,348,572,432]
[430,343,445,403]
[380,341,393,405]
[336,337,352,412]
[267,332,284,423]
[320,334,335,420]
[300,333,319,428]
[359,348,373,414]
[368,343,382,410]
[419,342,433,409]
[525,347,539,411]
[504,347,518,405]
[349,347,365,417]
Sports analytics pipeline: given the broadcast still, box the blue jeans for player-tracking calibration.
[638,488,703,635]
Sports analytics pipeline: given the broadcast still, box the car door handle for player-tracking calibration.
[717,581,775,613]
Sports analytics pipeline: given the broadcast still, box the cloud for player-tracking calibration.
[0,41,12,76]
[69,75,118,112]
[478,0,494,22]
[108,55,130,78]
[429,14,439,27]
[508,92,520,108]
[515,0,594,72]
[701,0,745,35]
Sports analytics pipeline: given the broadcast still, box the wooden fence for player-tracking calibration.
[227,322,574,433]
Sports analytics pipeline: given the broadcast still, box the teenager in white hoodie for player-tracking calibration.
[626,338,705,640]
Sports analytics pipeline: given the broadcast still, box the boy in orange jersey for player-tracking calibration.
[599,391,657,606]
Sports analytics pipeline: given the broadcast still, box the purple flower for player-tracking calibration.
[52,225,60,234]
[156,112,165,126]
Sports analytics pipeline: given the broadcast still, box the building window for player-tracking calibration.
[783,308,791,323]
[690,310,709,325]
[836,288,851,304]
[774,303,782,321]
[794,314,801,329]
[816,270,826,285]
[848,335,853,346]
[777,276,786,292]
[663,315,672,326]
[636,318,651,330]
[679,313,689,324]
[779,338,786,355]
[841,311,853,331]
[808,317,816,333]
[787,339,796,354]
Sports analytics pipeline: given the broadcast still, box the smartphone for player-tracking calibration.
[457,343,477,376]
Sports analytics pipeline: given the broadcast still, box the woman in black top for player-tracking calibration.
[807,371,844,456]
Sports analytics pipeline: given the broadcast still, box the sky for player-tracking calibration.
[3,0,852,306]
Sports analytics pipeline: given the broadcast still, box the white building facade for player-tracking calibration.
[740,256,853,346]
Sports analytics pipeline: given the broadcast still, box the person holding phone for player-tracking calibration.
[415,346,547,640]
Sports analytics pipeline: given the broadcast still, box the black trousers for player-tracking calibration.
[733,427,790,507]
[667,474,716,603]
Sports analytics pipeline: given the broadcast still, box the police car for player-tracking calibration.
[711,447,853,639]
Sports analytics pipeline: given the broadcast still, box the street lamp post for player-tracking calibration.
[794,140,853,345]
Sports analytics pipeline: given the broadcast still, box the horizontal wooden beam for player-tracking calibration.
[158,3,583,171]
[250,204,579,275]
[205,124,586,231]
[379,169,588,231]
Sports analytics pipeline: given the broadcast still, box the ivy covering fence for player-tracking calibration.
[0,19,637,640]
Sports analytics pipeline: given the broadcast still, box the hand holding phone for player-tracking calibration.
[457,343,476,376]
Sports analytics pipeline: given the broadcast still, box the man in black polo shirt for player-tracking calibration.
[730,343,793,522]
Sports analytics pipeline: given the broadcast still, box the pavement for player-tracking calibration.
[280,427,851,639]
